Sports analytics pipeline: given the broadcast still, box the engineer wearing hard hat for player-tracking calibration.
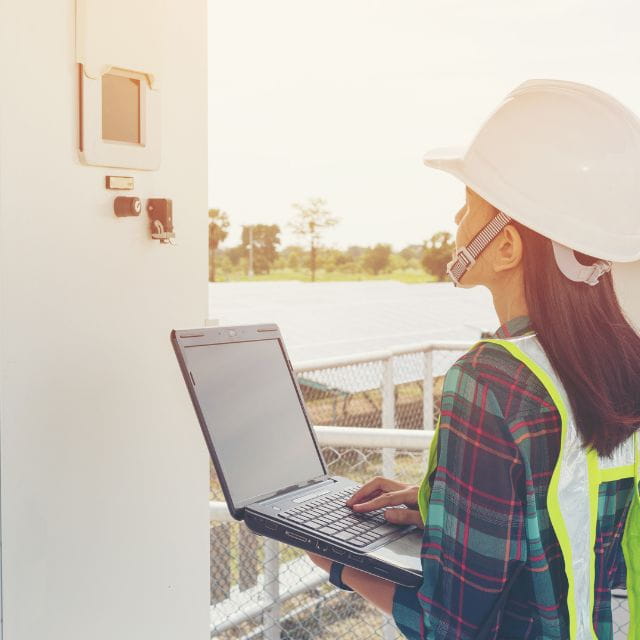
[308,80,640,639]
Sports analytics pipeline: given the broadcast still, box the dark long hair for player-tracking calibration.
[513,221,640,457]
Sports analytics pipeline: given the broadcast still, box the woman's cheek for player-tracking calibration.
[455,222,469,252]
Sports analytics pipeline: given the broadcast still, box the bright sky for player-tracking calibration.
[208,0,640,251]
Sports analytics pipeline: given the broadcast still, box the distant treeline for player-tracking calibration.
[208,200,455,282]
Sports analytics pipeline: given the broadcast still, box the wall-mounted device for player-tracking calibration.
[114,196,142,218]
[148,198,175,244]
[76,0,163,170]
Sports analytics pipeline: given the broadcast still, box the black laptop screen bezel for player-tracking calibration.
[171,324,328,520]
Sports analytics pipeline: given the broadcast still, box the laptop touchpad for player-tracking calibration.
[367,531,423,573]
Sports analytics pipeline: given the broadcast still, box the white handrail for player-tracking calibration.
[315,425,434,449]
[293,340,472,372]
[210,501,235,523]
[294,350,391,371]
[210,426,434,522]
[389,340,474,357]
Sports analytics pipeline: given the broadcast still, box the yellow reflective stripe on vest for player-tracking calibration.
[418,415,440,524]
[601,464,636,483]
[621,431,640,640]
[416,336,637,639]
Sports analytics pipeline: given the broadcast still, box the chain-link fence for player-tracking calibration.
[209,343,630,639]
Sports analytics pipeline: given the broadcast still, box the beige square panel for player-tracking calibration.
[76,0,164,170]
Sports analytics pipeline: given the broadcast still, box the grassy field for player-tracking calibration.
[213,268,438,284]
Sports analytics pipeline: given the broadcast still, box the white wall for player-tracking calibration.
[0,2,210,638]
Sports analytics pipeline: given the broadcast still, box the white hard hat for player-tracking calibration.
[423,79,640,329]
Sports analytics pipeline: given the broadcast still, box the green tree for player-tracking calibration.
[317,248,349,273]
[399,244,423,261]
[242,224,281,275]
[208,209,230,282]
[346,245,367,260]
[214,252,234,281]
[388,252,408,271]
[280,245,306,270]
[363,243,392,275]
[421,231,455,281]
[225,244,245,267]
[289,197,339,282]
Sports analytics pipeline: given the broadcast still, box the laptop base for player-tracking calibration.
[245,510,422,587]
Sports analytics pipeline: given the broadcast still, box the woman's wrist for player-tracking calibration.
[337,564,396,615]
[329,562,353,591]
[340,565,355,589]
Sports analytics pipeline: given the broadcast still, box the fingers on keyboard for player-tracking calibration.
[347,477,405,506]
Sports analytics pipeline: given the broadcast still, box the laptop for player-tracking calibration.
[171,323,423,587]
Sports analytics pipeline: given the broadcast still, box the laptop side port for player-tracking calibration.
[330,546,346,556]
[265,520,277,531]
[284,530,310,544]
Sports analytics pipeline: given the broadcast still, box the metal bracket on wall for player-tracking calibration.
[147,198,175,244]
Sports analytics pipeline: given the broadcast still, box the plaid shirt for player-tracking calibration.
[392,316,634,639]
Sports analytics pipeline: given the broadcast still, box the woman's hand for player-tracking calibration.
[346,476,423,528]
[305,476,423,616]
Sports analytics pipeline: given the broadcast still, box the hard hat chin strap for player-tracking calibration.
[447,212,613,287]
[447,211,512,286]
[551,241,612,286]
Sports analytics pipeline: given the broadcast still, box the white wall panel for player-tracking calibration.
[0,1,210,638]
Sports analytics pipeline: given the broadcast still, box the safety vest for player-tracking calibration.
[417,334,640,639]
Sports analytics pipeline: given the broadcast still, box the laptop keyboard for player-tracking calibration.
[279,486,402,547]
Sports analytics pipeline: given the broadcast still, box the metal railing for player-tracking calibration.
[208,341,630,639]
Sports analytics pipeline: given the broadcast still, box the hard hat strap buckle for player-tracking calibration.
[583,261,612,286]
[447,247,476,286]
[551,241,612,286]
[456,246,477,268]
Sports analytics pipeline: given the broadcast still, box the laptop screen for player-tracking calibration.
[183,337,325,507]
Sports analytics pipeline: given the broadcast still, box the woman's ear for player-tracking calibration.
[493,224,523,273]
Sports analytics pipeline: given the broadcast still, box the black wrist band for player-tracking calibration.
[329,562,353,591]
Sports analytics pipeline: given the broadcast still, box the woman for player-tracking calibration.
[308,80,640,639]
